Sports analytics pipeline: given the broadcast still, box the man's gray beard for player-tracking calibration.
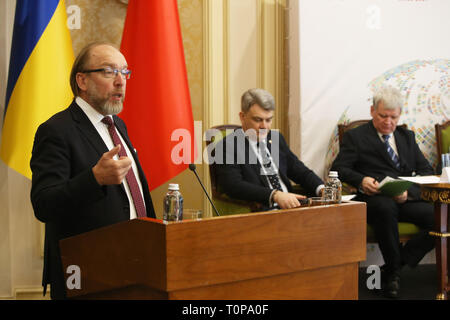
[98,100,123,115]
[89,93,124,115]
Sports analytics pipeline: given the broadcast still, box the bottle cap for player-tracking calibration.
[329,171,338,177]
[168,183,179,190]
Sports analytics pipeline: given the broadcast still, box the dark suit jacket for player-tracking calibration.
[331,121,434,199]
[214,129,323,210]
[30,100,156,298]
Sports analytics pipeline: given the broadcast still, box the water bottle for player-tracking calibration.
[163,183,183,222]
[325,171,342,203]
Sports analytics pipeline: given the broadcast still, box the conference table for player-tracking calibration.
[421,183,450,300]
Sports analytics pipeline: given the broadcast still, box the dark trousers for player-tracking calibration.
[49,279,67,300]
[356,194,435,274]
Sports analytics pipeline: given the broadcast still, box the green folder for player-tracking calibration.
[378,177,413,197]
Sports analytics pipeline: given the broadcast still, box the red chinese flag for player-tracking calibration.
[120,0,196,190]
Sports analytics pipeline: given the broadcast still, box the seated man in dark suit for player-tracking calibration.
[331,86,435,298]
[215,88,324,211]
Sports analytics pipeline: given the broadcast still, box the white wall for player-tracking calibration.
[291,0,450,179]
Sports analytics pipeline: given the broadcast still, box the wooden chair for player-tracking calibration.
[337,120,420,242]
[205,125,262,215]
[435,120,450,170]
[337,120,373,194]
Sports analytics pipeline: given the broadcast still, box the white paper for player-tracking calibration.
[378,176,396,187]
[342,194,357,201]
[398,176,440,184]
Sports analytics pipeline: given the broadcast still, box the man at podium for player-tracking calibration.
[215,88,324,211]
[30,42,156,299]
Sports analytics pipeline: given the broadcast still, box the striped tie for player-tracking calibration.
[102,116,147,218]
[258,140,282,191]
[382,134,400,169]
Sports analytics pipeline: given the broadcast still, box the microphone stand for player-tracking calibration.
[189,164,221,216]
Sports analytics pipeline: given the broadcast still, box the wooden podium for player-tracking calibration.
[60,201,366,300]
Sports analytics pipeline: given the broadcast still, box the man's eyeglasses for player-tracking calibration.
[82,67,132,80]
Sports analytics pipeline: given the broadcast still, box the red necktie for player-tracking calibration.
[102,116,147,218]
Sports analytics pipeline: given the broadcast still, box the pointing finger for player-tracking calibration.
[103,145,121,159]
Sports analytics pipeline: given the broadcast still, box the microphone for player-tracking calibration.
[189,164,221,216]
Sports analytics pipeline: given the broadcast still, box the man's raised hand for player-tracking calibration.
[92,145,132,185]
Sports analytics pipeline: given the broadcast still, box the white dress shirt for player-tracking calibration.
[76,96,144,219]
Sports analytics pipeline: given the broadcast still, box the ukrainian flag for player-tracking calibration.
[0,0,74,179]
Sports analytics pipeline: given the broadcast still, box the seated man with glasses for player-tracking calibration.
[30,42,156,299]
[214,88,324,211]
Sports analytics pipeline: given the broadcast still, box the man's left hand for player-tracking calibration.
[393,191,408,204]
[273,191,306,209]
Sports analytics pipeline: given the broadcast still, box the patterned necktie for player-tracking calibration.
[382,134,400,169]
[258,140,282,191]
[102,116,147,218]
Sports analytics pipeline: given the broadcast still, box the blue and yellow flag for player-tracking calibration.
[0,0,74,179]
